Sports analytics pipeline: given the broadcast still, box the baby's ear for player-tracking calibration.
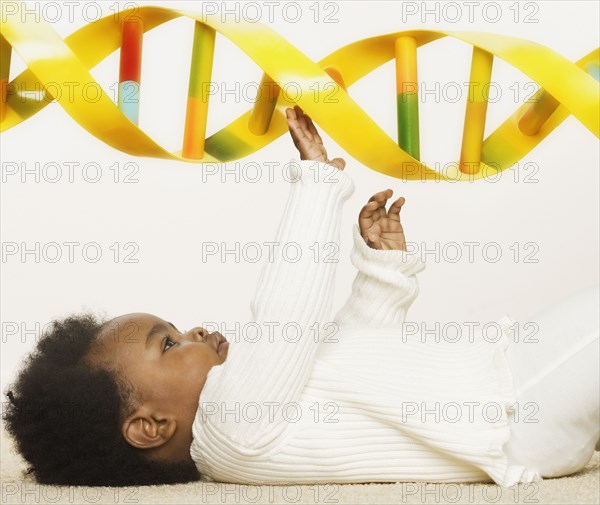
[121,406,177,450]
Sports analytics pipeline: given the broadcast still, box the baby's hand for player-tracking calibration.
[359,189,407,251]
[285,105,346,171]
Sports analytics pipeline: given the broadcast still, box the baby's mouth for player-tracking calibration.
[209,331,229,353]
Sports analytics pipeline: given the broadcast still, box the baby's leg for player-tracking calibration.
[502,286,599,478]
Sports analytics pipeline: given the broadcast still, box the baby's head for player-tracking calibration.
[3,312,229,486]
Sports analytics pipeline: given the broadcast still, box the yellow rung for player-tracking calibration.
[459,47,494,174]
[248,72,280,136]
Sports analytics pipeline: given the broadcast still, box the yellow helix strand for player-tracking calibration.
[1,4,598,181]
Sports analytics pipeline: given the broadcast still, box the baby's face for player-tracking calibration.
[87,313,229,458]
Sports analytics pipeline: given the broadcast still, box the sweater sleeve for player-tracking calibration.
[191,157,355,454]
[332,223,426,327]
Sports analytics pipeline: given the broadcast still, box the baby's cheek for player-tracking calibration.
[180,348,213,386]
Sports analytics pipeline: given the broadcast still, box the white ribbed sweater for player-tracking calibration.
[190,158,540,487]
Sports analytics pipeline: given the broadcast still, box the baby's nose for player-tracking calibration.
[187,327,208,342]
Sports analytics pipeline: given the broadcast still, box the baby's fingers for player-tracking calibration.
[360,189,392,219]
[388,196,406,222]
[304,114,323,146]
[293,105,314,142]
[286,107,311,147]
[367,188,393,205]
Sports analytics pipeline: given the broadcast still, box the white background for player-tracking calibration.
[1,0,599,388]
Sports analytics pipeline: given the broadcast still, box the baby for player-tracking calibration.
[4,106,598,488]
[3,105,413,486]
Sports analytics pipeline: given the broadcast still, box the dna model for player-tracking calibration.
[1,4,598,181]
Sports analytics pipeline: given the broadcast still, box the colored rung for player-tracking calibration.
[395,36,420,161]
[519,62,599,137]
[459,47,494,175]
[248,72,281,136]
[1,34,11,122]
[182,21,216,159]
[118,17,143,125]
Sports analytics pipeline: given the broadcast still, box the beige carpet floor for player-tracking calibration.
[2,427,598,504]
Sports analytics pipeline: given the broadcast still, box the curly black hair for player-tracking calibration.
[2,313,201,486]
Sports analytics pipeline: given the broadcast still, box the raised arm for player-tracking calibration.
[193,157,353,450]
[334,189,426,327]
[333,223,425,327]
[192,107,354,458]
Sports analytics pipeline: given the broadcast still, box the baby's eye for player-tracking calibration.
[162,336,177,352]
